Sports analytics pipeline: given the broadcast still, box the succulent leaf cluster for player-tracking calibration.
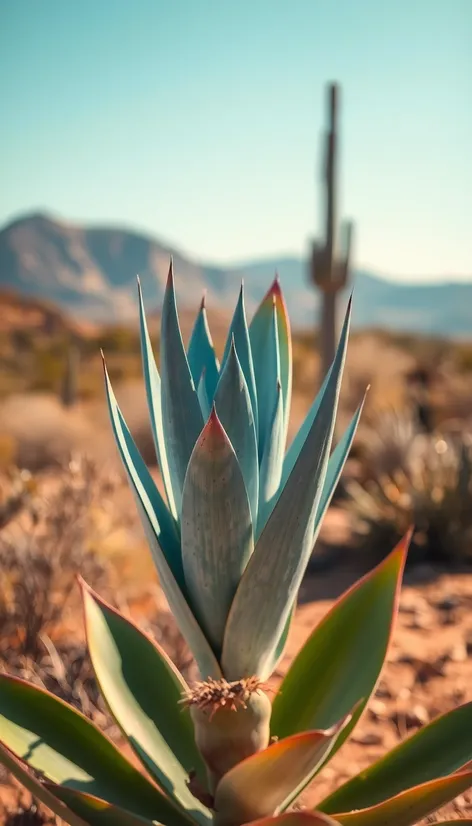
[0,265,471,826]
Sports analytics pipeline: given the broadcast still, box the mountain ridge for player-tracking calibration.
[0,211,471,335]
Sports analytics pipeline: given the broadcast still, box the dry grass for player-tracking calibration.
[0,456,119,657]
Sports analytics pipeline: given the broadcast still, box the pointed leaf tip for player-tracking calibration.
[271,276,282,296]
[203,404,229,443]
[166,257,174,286]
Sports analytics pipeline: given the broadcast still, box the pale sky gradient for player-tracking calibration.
[1,0,471,281]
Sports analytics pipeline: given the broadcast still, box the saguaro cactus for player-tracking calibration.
[310,82,354,381]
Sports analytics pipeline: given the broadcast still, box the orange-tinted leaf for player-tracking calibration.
[214,717,350,822]
[46,785,162,824]
[332,771,472,826]
[246,813,341,826]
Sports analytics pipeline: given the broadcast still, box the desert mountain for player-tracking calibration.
[0,212,471,335]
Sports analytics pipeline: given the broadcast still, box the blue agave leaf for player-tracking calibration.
[214,340,259,526]
[264,603,296,680]
[221,300,352,680]
[250,277,292,445]
[187,295,220,404]
[253,301,281,460]
[137,278,178,523]
[197,370,211,419]
[221,284,258,437]
[257,381,284,538]
[181,409,254,655]
[103,358,221,680]
[160,262,204,516]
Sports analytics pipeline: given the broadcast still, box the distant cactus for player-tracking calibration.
[310,82,353,380]
[60,339,80,408]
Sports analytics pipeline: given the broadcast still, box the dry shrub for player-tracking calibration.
[0,394,93,471]
[0,468,34,531]
[1,638,117,741]
[0,456,118,657]
[346,410,472,567]
[344,333,415,414]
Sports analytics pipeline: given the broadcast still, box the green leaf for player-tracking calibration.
[255,299,354,534]
[187,295,220,404]
[249,277,292,445]
[160,261,204,515]
[214,717,350,823]
[197,371,211,419]
[254,301,280,460]
[272,278,293,444]
[0,675,188,826]
[222,284,258,437]
[103,357,183,587]
[319,701,472,814]
[103,358,221,680]
[221,300,351,681]
[271,533,409,756]
[182,408,254,654]
[214,340,259,527]
[263,603,296,680]
[246,815,341,826]
[137,277,178,523]
[245,811,339,826]
[331,771,472,826]
[81,582,210,822]
[257,382,284,537]
[0,742,88,826]
[46,785,161,825]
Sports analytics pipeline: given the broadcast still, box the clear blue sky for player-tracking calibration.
[1,0,471,281]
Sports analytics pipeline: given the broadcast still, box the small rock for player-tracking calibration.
[352,731,383,746]
[398,687,411,701]
[406,614,431,631]
[391,704,429,730]
[410,704,430,725]
[399,599,420,615]
[436,595,461,612]
[414,656,448,684]
[375,681,392,699]
[395,653,416,665]
[451,686,467,704]
[450,643,468,662]
[404,563,437,584]
[369,699,387,718]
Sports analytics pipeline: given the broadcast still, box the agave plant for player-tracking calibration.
[0,264,471,826]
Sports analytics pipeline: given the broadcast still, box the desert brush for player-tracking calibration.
[347,411,472,565]
[0,264,471,826]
